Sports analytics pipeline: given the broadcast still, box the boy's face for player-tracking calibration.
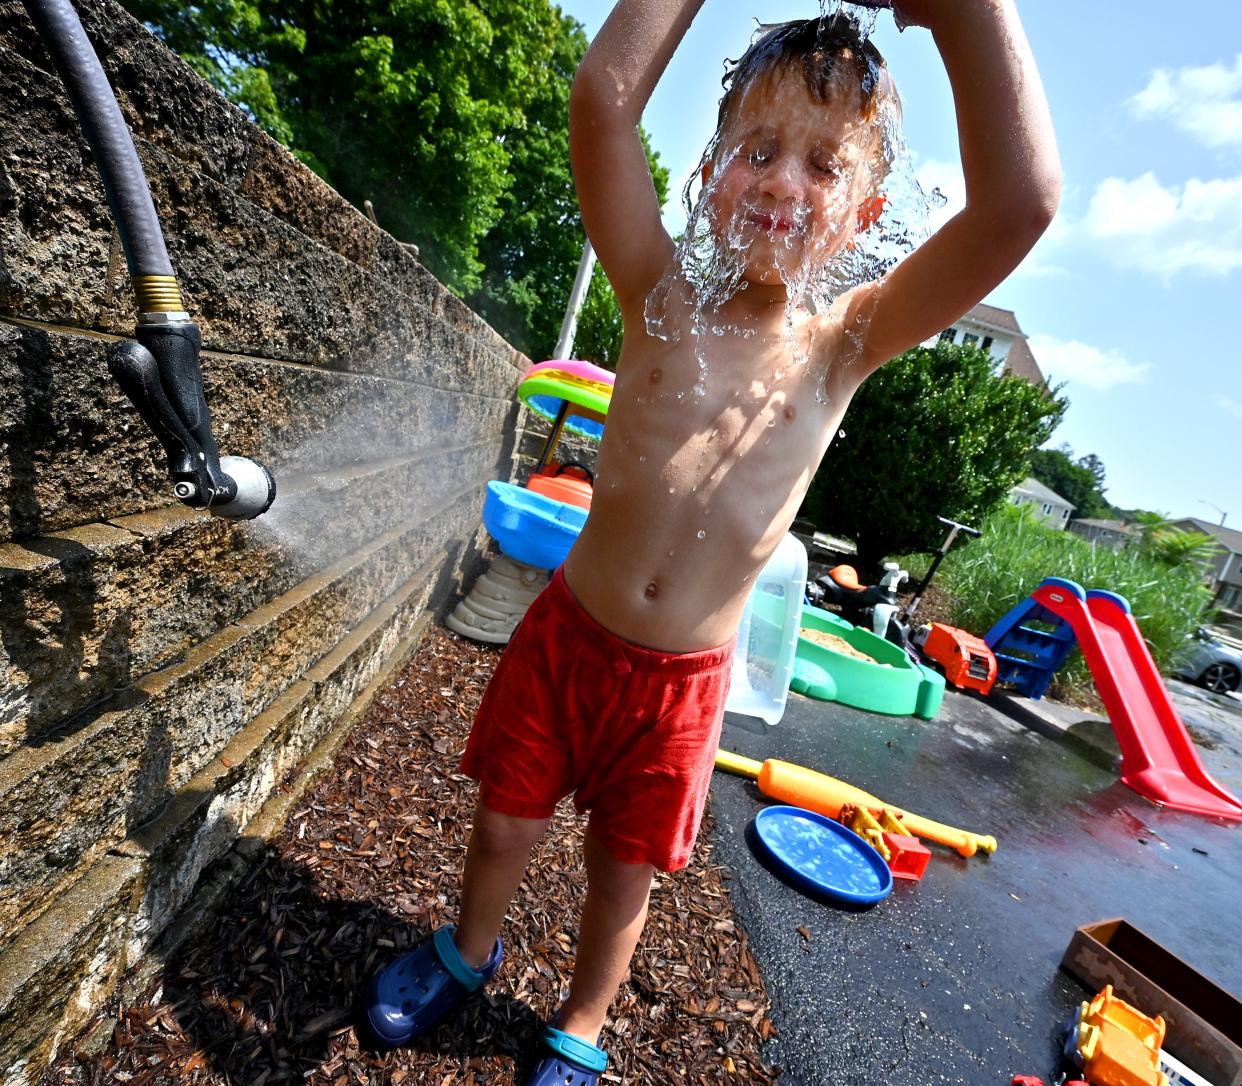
[703,68,878,289]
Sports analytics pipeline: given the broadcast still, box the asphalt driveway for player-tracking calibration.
[710,681,1242,1085]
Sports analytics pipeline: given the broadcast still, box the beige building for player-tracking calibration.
[939,302,1047,391]
[1069,518,1137,552]
[1168,518,1242,616]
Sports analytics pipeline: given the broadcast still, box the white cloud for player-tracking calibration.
[1028,334,1151,391]
[1218,394,1242,419]
[1130,56,1242,150]
[1080,171,1242,278]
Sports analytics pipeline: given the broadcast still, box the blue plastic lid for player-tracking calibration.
[752,805,893,907]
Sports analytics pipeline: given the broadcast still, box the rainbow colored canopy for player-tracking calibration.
[517,359,615,442]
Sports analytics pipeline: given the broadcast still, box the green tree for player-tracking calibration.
[800,341,1065,568]
[467,46,669,360]
[1028,444,1109,519]
[122,0,667,358]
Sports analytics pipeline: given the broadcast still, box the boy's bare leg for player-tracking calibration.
[454,800,551,969]
[557,828,656,1045]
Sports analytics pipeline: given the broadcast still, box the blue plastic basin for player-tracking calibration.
[482,480,588,569]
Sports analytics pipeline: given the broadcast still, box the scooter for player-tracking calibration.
[806,517,985,669]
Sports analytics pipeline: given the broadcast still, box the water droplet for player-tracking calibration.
[649,368,663,384]
[668,486,675,494]
[697,529,707,540]
[766,418,776,428]
[638,455,646,463]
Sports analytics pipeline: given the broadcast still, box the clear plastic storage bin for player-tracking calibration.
[726,533,808,725]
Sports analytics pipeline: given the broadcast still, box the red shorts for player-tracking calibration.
[459,568,735,872]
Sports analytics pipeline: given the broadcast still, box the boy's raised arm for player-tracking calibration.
[570,0,707,313]
[851,0,1061,371]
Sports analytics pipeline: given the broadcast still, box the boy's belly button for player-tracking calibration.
[644,580,659,600]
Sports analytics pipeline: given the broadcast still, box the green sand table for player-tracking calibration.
[792,605,945,720]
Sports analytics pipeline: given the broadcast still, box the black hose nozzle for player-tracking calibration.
[107,324,275,519]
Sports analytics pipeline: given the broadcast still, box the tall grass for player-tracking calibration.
[898,504,1214,699]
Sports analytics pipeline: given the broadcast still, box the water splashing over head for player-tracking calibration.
[645,3,937,400]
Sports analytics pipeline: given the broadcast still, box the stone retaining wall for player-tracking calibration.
[0,2,532,1080]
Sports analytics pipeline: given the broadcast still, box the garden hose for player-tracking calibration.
[21,0,275,519]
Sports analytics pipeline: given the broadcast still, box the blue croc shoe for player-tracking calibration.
[523,1024,609,1086]
[364,925,502,1049]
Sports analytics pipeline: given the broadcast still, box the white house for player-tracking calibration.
[1010,476,1074,529]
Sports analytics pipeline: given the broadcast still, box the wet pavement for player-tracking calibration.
[710,680,1242,1086]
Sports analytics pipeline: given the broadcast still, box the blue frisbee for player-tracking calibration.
[752,805,893,907]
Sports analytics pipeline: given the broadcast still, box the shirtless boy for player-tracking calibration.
[364,2,1059,1082]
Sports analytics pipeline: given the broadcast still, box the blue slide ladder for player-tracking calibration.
[984,577,1082,699]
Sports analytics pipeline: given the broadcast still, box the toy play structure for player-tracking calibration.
[715,749,997,858]
[448,359,614,643]
[987,578,1242,821]
[793,604,945,719]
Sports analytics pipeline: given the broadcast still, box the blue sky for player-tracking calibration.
[556,1,1241,526]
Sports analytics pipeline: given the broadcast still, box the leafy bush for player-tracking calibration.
[905,503,1214,699]
[801,341,1065,569]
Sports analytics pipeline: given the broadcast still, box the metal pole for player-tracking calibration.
[554,241,597,360]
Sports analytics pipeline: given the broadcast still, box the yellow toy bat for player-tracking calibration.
[715,750,997,858]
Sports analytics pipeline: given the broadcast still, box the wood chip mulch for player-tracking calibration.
[49,627,779,1086]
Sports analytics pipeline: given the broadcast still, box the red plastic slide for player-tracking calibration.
[1032,581,1242,820]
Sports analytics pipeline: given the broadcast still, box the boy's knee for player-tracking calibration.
[470,803,549,857]
[584,831,656,895]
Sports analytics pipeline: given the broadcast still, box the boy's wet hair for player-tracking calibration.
[717,16,899,157]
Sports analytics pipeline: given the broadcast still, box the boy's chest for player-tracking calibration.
[616,326,858,455]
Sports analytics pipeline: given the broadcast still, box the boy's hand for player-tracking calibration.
[890,0,933,28]
[570,1,707,317]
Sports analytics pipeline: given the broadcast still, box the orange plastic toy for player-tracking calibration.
[714,750,997,858]
[882,833,931,881]
[919,623,998,695]
[1074,986,1168,1086]
[526,461,593,510]
[837,805,931,881]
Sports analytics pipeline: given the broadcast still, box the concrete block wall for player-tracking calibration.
[0,2,530,1080]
